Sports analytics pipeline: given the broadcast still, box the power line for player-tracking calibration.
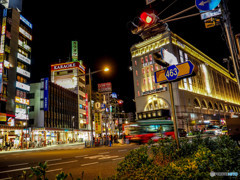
[157,0,178,16]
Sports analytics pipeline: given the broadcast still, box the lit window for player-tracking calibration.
[150,65,153,72]
[184,53,188,61]
[142,68,145,74]
[136,70,138,76]
[135,61,137,66]
[179,50,184,63]
[141,57,144,64]
[143,78,146,85]
[146,67,149,73]
[145,56,148,63]
[138,91,140,96]
[188,78,193,91]
[155,64,158,70]
[137,80,139,86]
[183,78,188,90]
[149,54,152,61]
[148,77,151,84]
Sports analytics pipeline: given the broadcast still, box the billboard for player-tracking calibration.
[94,112,102,134]
[53,74,78,91]
[15,97,30,105]
[43,78,49,111]
[0,113,6,122]
[72,41,78,62]
[98,82,112,92]
[15,107,28,120]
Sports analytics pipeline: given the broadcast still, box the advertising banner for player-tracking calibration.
[72,41,78,62]
[51,62,85,73]
[43,78,49,111]
[86,93,89,124]
[94,113,102,134]
[15,96,30,105]
[0,113,6,122]
[98,82,112,92]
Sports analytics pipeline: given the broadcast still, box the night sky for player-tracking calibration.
[21,0,239,113]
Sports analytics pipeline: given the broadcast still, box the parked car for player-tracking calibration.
[178,129,187,137]
[204,125,221,135]
[221,126,228,135]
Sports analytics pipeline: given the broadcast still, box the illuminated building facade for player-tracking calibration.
[131,31,240,130]
[0,6,32,148]
[29,79,86,145]
[51,62,88,129]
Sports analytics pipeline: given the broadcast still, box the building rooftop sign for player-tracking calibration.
[51,62,85,73]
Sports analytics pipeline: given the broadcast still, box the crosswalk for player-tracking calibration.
[84,154,119,160]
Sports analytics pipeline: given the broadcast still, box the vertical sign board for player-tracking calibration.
[0,63,3,93]
[43,78,49,111]
[0,9,7,55]
[94,113,102,134]
[72,41,78,62]
[86,93,89,124]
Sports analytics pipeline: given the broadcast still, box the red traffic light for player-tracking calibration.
[140,12,155,24]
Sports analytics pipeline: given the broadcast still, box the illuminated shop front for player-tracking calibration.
[131,31,240,131]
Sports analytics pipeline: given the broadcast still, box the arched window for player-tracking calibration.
[144,97,169,111]
[219,104,224,111]
[201,100,208,109]
[193,98,201,108]
[214,103,218,110]
[228,105,233,112]
[208,101,213,110]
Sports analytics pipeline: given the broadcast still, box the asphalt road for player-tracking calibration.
[0,143,139,180]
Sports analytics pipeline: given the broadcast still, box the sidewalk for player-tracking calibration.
[0,142,85,154]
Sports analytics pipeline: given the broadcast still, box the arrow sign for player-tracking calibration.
[196,0,221,11]
[155,61,197,84]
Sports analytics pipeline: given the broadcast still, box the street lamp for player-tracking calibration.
[74,66,110,143]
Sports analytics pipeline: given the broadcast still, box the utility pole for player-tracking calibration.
[221,0,240,92]
[168,82,180,149]
[89,68,94,142]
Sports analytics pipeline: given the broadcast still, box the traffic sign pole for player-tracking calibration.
[168,82,180,149]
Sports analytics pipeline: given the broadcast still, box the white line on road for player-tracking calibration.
[99,156,119,160]
[75,155,88,158]
[98,152,110,154]
[8,163,29,167]
[118,149,127,152]
[0,167,30,174]
[81,162,99,166]
[48,160,78,166]
[112,157,124,161]
[46,168,63,173]
[46,158,62,162]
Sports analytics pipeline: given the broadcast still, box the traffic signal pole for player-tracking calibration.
[168,82,180,149]
[221,0,240,92]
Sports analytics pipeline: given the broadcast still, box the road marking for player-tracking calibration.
[81,162,99,166]
[0,167,31,174]
[99,155,119,160]
[118,149,127,152]
[85,155,104,159]
[8,163,29,167]
[48,160,78,166]
[46,158,62,162]
[112,157,124,161]
[98,152,109,154]
[75,155,88,158]
[46,168,62,173]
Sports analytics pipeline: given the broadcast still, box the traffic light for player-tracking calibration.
[140,12,156,25]
[153,49,169,67]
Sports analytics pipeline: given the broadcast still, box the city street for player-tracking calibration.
[0,143,138,180]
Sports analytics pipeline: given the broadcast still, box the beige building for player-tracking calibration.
[131,30,240,131]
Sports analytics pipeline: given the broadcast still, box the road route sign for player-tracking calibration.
[154,61,197,84]
[196,0,221,11]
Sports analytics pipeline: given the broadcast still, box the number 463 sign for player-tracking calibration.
[154,61,198,84]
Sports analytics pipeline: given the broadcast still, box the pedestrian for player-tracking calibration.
[110,135,113,145]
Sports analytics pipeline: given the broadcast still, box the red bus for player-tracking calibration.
[127,120,175,144]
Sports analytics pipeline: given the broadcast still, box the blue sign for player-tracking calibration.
[111,92,117,99]
[20,15,33,29]
[164,65,179,81]
[196,0,221,11]
[3,9,7,17]
[43,78,49,111]
[101,103,105,109]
